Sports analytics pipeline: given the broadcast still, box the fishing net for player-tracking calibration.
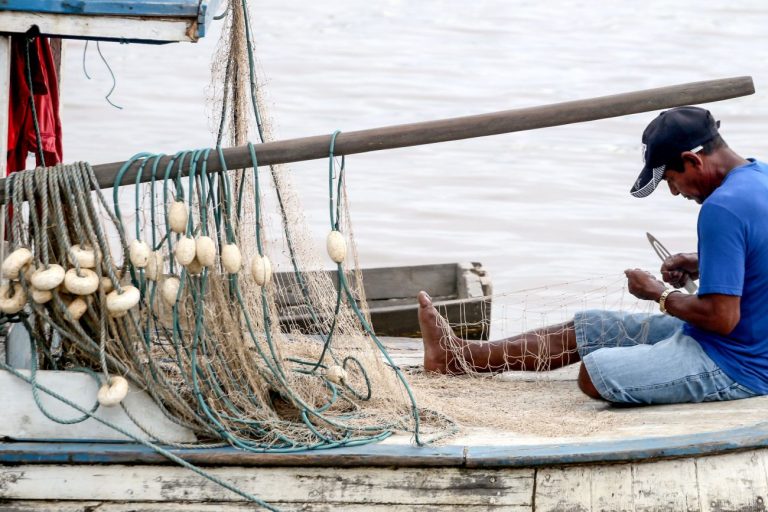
[0,0,455,451]
[410,276,662,438]
[424,274,650,375]
[1,151,452,451]
[0,0,674,450]
[0,3,717,510]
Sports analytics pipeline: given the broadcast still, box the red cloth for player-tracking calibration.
[6,37,63,175]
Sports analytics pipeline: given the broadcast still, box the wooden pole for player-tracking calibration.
[0,36,12,182]
[0,76,755,199]
[0,36,12,254]
[0,35,11,361]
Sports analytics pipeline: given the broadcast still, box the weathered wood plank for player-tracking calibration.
[535,463,636,511]
[631,458,700,512]
[590,465,634,512]
[456,262,492,299]
[698,450,768,512]
[0,440,466,468]
[6,425,768,471]
[535,459,707,511]
[535,465,592,511]
[465,422,768,468]
[0,11,197,43]
[0,464,535,506]
[0,35,10,180]
[275,263,490,339]
[1,0,202,17]
[0,501,516,511]
[4,452,768,510]
[360,264,458,300]
[0,35,10,362]
[273,264,458,305]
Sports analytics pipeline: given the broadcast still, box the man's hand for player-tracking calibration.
[625,268,666,301]
[660,252,699,289]
[627,263,739,336]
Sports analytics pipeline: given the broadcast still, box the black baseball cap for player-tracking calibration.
[630,106,720,198]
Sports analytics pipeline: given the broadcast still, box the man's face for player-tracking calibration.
[662,158,708,204]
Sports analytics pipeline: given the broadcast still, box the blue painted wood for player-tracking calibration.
[465,421,768,468]
[0,0,222,41]
[0,0,200,17]
[196,0,221,39]
[0,441,467,468]
[2,421,768,468]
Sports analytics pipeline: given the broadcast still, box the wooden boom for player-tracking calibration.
[0,76,755,199]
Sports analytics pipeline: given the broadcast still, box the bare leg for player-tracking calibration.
[418,291,581,375]
[578,363,602,399]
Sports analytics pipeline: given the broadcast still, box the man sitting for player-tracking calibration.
[418,106,768,404]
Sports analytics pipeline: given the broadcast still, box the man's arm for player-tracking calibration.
[625,269,740,336]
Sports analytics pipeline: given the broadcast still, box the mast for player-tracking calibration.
[0,76,754,200]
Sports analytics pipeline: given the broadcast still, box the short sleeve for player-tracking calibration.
[697,203,745,296]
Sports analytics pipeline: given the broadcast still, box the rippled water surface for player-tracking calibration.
[59,1,768,325]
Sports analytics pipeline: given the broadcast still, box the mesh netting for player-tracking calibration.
[0,0,457,450]
[0,0,673,458]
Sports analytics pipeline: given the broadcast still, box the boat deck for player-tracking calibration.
[384,337,768,445]
[2,338,768,510]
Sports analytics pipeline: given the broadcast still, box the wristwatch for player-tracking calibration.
[658,288,681,314]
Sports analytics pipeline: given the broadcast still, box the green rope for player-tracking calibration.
[0,0,457,504]
[96,123,449,446]
[0,360,280,511]
[323,134,456,444]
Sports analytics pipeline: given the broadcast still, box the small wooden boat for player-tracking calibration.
[275,262,493,340]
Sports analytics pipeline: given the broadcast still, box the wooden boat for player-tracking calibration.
[1,3,765,511]
[275,262,493,340]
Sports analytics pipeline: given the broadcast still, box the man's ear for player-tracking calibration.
[680,151,704,171]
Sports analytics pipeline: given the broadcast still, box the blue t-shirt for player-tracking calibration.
[684,159,768,393]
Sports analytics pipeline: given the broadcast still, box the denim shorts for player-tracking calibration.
[574,310,759,404]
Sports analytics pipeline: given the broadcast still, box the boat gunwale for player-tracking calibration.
[2,419,768,469]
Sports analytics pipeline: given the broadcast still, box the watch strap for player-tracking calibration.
[659,288,681,314]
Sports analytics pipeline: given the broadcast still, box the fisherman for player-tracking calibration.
[418,106,768,404]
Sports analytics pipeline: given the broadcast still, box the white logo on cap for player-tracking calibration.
[641,143,647,164]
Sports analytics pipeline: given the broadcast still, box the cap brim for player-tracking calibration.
[630,163,666,198]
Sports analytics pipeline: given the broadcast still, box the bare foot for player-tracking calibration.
[417,291,465,374]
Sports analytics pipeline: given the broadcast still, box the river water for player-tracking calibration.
[58,1,768,334]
